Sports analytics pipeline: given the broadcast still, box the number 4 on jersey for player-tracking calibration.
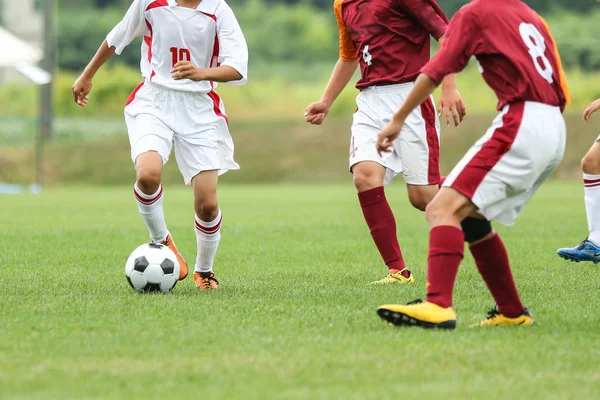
[170,47,191,67]
[519,23,554,84]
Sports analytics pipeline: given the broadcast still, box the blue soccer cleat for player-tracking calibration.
[557,239,600,264]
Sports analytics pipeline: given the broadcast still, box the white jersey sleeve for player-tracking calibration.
[216,3,248,86]
[106,0,150,55]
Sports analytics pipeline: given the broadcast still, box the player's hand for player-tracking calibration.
[376,119,403,156]
[72,75,92,107]
[171,61,207,81]
[438,88,466,127]
[304,101,330,125]
[583,99,600,121]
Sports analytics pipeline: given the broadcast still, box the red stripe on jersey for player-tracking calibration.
[146,0,169,11]
[209,34,220,89]
[420,97,440,185]
[126,82,144,106]
[208,91,229,125]
[201,12,217,22]
[449,102,525,199]
[194,217,222,234]
[145,20,156,80]
[134,186,163,205]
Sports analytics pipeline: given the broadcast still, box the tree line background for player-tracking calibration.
[56,0,600,74]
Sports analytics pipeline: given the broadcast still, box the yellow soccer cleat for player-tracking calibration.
[377,299,457,330]
[472,307,534,327]
[369,269,414,285]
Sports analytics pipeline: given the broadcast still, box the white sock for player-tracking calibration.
[134,183,168,243]
[194,209,222,273]
[584,174,600,245]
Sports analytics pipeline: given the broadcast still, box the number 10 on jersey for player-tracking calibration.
[170,47,191,66]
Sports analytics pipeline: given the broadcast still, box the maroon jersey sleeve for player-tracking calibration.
[421,8,483,85]
[397,0,449,40]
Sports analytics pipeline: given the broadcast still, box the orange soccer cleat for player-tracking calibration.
[163,234,188,280]
[194,271,219,290]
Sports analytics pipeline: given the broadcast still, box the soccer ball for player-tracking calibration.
[125,243,180,293]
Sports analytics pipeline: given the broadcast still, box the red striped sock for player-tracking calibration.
[134,183,167,243]
[358,187,406,274]
[469,233,524,318]
[426,226,464,308]
[194,210,222,273]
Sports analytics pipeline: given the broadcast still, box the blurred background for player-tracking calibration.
[1,0,600,189]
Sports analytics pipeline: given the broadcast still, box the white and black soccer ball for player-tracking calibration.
[125,243,180,293]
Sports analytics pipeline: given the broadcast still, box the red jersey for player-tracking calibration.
[421,0,570,111]
[334,0,448,89]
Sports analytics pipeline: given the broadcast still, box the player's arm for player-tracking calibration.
[305,0,359,125]
[173,4,248,84]
[399,0,465,126]
[72,0,147,107]
[72,42,116,106]
[584,99,600,121]
[305,58,359,125]
[437,34,465,127]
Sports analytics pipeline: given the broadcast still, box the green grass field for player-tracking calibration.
[1,182,599,399]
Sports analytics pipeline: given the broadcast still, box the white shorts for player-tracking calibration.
[444,102,566,226]
[349,82,441,186]
[124,80,239,185]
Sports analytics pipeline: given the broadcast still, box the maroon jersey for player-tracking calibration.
[421,0,569,110]
[335,0,448,89]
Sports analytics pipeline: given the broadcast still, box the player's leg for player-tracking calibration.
[191,170,221,290]
[126,97,189,280]
[350,91,413,285]
[557,139,600,263]
[134,150,167,241]
[378,187,473,330]
[173,91,239,290]
[353,160,413,285]
[462,217,533,326]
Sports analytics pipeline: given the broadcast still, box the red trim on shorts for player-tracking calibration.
[194,216,222,234]
[208,90,229,125]
[134,185,163,205]
[126,82,145,106]
[450,102,526,199]
[146,0,168,11]
[420,97,440,185]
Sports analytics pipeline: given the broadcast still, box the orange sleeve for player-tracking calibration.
[334,0,359,61]
[540,16,571,106]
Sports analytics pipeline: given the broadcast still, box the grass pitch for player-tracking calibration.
[1,182,599,399]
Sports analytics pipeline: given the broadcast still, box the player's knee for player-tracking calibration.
[353,170,379,192]
[136,169,162,194]
[194,198,219,221]
[408,194,429,212]
[581,153,600,175]
[461,217,492,244]
[425,201,445,224]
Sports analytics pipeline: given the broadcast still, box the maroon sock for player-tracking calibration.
[469,233,524,318]
[426,226,464,308]
[358,187,406,275]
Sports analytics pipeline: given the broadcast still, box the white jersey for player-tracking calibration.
[107,0,248,93]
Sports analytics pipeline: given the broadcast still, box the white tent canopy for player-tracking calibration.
[0,26,51,84]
